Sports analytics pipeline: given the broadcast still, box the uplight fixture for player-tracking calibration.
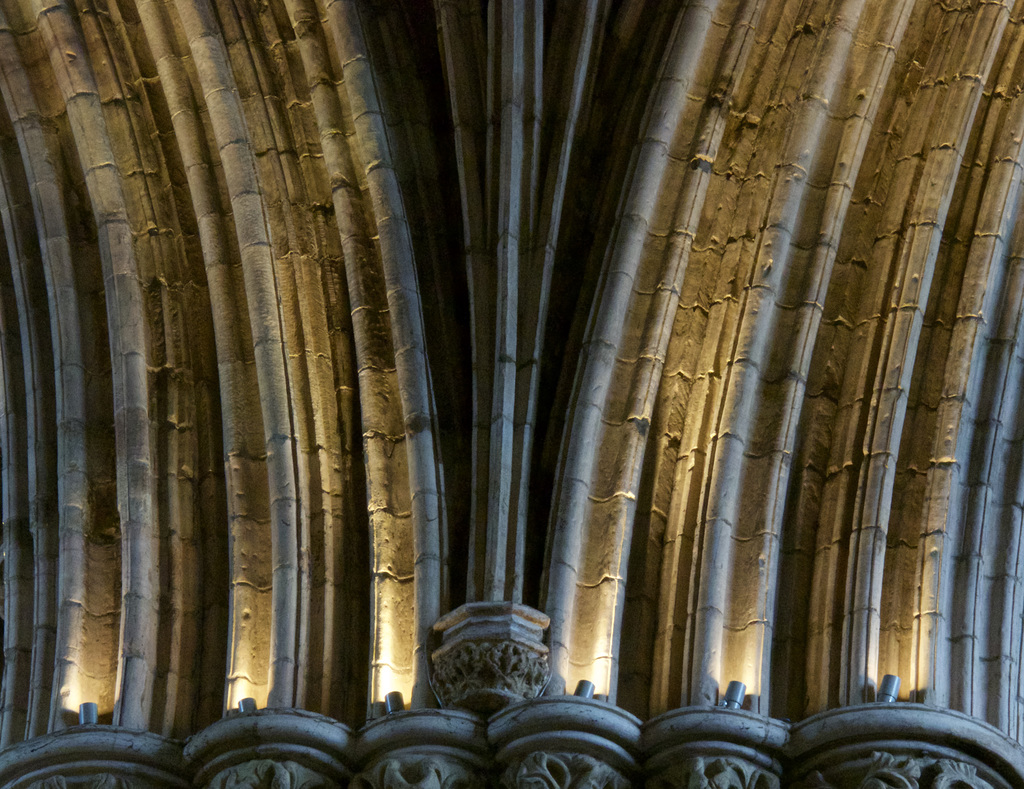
[238,697,257,714]
[573,680,595,699]
[878,674,901,703]
[78,702,98,725]
[720,680,746,710]
[384,690,405,714]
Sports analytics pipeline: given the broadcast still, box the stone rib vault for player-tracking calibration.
[0,0,1023,785]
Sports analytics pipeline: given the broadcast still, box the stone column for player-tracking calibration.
[183,708,353,788]
[788,705,1024,789]
[0,727,187,788]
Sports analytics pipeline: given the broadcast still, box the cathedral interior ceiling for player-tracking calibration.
[0,0,1021,761]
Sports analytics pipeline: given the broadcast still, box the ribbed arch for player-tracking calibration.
[0,2,120,734]
[0,97,36,746]
[6,0,1024,748]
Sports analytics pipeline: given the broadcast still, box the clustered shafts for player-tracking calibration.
[0,0,1022,757]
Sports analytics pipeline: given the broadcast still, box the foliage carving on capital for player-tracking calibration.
[500,751,630,789]
[27,776,140,789]
[861,753,922,789]
[798,753,994,789]
[431,639,549,710]
[931,760,992,789]
[647,756,777,789]
[350,757,481,789]
[206,759,329,789]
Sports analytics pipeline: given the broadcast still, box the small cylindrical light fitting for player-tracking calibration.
[384,691,405,714]
[237,697,257,714]
[594,693,609,703]
[78,702,98,725]
[574,680,595,699]
[721,680,746,710]
[878,674,901,703]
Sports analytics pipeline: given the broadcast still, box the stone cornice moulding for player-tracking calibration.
[0,726,188,788]
[4,701,1024,787]
[182,708,353,787]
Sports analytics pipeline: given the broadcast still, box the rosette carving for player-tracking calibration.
[500,752,629,789]
[205,759,329,789]
[350,757,481,789]
[431,640,549,710]
[648,757,777,789]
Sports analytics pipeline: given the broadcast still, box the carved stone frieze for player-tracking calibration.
[205,759,331,789]
[648,757,778,789]
[500,751,629,789]
[350,757,482,789]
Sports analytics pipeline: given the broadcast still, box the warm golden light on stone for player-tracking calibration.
[0,0,1024,784]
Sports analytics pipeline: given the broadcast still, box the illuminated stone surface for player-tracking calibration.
[0,0,1023,785]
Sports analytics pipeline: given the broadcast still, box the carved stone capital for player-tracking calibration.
[431,602,550,712]
[799,753,995,789]
[351,756,483,789]
[183,708,352,788]
[432,638,549,712]
[500,751,630,789]
[789,706,1021,789]
[205,759,331,789]
[26,777,141,789]
[353,708,489,789]
[641,707,786,789]
[648,757,779,789]
[489,699,640,789]
[0,728,188,789]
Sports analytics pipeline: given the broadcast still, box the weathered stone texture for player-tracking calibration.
[500,752,628,789]
[351,757,481,789]
[206,760,330,789]
[2,0,1024,785]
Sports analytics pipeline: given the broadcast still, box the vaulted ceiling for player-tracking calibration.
[0,0,1021,747]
